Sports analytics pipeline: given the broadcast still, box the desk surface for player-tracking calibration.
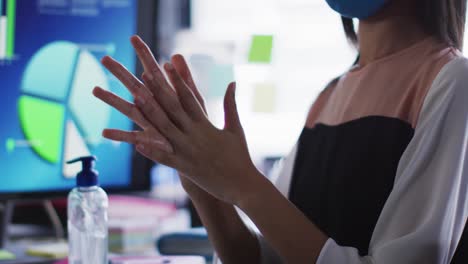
[1,243,211,264]
[1,242,57,264]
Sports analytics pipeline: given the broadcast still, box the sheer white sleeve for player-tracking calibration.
[316,57,468,264]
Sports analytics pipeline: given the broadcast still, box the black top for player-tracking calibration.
[289,116,414,255]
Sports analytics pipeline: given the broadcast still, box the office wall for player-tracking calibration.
[162,0,468,164]
[172,0,356,162]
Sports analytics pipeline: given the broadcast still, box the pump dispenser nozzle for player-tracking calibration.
[67,156,99,187]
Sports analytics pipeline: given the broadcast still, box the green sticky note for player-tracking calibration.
[0,249,15,260]
[248,35,274,63]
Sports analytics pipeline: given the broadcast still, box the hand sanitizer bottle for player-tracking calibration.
[67,156,108,264]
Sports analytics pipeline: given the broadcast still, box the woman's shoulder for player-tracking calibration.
[304,45,465,129]
[408,46,463,125]
[421,56,468,117]
[305,78,339,128]
[435,55,468,81]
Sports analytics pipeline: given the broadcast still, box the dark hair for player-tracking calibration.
[341,0,467,50]
[341,17,358,49]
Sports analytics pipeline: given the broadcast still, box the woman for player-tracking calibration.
[93,0,467,262]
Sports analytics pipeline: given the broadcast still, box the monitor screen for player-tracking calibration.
[0,0,141,196]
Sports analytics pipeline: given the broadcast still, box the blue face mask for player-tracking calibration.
[325,0,388,19]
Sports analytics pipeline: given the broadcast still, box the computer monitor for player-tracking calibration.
[0,0,157,199]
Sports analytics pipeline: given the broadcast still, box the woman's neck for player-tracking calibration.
[357,2,429,66]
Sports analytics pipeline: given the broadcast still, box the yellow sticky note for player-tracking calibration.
[252,83,276,113]
[26,241,68,259]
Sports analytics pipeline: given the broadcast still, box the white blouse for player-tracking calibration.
[213,57,468,264]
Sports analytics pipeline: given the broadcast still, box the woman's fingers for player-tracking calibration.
[164,63,206,121]
[104,129,176,166]
[103,129,174,154]
[171,55,196,90]
[101,53,190,137]
[102,129,139,144]
[93,87,151,129]
[136,130,174,154]
[130,35,160,75]
[171,54,207,108]
[101,56,149,97]
[94,85,181,144]
[130,36,173,95]
[130,36,193,130]
[136,142,178,169]
[130,35,171,95]
[133,90,186,143]
[140,72,192,131]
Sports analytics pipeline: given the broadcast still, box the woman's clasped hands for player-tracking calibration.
[93,35,262,206]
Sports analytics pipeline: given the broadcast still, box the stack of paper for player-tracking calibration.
[108,196,177,254]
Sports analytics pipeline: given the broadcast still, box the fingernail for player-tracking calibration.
[153,140,174,154]
[136,144,145,151]
[92,86,100,95]
[131,35,144,47]
[165,63,173,71]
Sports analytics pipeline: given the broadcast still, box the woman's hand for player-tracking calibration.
[159,54,225,202]
[93,36,262,205]
[161,55,215,200]
[94,37,328,263]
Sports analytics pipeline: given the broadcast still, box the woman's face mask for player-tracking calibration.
[325,0,388,19]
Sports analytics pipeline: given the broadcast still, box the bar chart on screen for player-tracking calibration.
[0,0,15,61]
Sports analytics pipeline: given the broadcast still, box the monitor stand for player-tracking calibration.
[0,200,14,249]
[0,200,66,263]
[0,200,65,247]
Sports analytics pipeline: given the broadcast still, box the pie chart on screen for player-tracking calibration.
[18,41,111,178]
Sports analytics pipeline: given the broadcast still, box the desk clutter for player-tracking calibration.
[25,241,68,259]
[157,228,213,261]
[107,195,178,254]
[110,255,205,264]
[51,255,205,264]
[0,195,202,263]
[0,250,15,261]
